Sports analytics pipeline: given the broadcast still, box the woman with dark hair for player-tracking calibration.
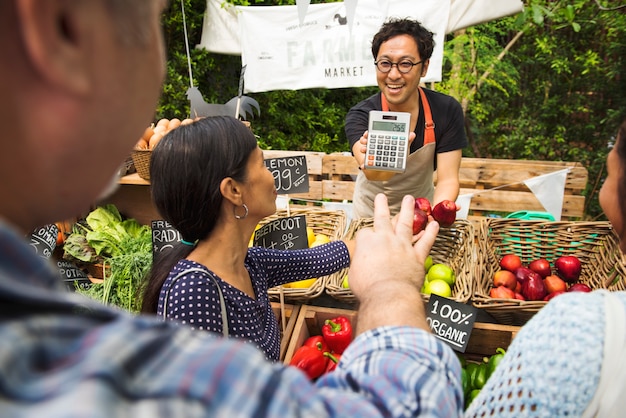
[141,116,353,361]
[465,119,626,417]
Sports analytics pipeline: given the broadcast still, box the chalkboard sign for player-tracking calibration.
[264,155,309,195]
[426,294,478,353]
[151,220,182,260]
[28,223,58,259]
[57,260,91,292]
[253,215,308,250]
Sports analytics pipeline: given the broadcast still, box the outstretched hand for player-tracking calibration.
[349,194,439,332]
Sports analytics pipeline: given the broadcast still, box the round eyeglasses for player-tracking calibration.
[374,59,423,74]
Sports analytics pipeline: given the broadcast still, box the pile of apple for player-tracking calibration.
[490,254,591,302]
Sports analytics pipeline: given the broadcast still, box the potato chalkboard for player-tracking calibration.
[264,155,309,195]
[57,260,91,292]
[151,220,182,259]
[29,223,58,259]
[426,294,478,353]
[253,215,308,250]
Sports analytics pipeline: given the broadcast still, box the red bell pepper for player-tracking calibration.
[289,345,329,380]
[303,335,329,354]
[324,352,341,373]
[322,316,352,354]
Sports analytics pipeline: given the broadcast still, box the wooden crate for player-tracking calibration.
[283,305,520,364]
[271,302,301,362]
[283,305,357,364]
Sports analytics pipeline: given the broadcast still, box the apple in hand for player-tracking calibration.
[493,270,517,290]
[490,285,515,299]
[499,254,522,272]
[555,255,582,282]
[544,275,567,294]
[414,197,432,216]
[521,274,547,301]
[413,207,428,234]
[529,258,551,278]
[431,200,456,227]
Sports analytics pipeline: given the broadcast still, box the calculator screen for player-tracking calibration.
[372,120,407,133]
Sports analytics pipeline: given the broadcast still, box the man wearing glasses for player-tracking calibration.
[345,18,467,218]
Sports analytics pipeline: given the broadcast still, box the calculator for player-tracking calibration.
[364,111,411,173]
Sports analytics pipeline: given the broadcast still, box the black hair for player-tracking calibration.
[371,17,435,61]
[140,115,257,314]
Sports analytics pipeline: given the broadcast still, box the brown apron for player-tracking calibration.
[353,87,436,218]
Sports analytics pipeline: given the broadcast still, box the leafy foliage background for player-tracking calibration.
[158,0,626,220]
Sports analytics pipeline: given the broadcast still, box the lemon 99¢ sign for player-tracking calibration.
[264,155,309,195]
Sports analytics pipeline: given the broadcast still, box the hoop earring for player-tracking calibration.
[234,204,249,220]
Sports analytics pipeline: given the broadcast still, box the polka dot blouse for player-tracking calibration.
[156,240,350,362]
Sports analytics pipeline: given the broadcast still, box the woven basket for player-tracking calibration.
[472,218,626,326]
[265,207,348,303]
[131,149,152,180]
[325,218,475,305]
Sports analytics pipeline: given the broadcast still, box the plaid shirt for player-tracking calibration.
[0,221,463,417]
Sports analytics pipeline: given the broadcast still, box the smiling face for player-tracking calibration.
[375,34,429,112]
[242,147,278,221]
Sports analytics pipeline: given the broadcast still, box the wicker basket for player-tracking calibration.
[131,149,152,180]
[325,218,475,305]
[472,218,626,326]
[265,207,348,303]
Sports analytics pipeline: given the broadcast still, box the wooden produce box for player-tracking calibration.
[283,304,520,364]
[283,305,357,364]
[271,302,301,362]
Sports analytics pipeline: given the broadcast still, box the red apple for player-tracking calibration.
[514,292,526,301]
[543,275,567,294]
[515,281,522,294]
[414,197,432,216]
[493,270,517,290]
[490,285,516,299]
[499,254,522,272]
[567,283,592,293]
[555,256,582,282]
[529,258,551,278]
[521,274,547,301]
[431,200,456,227]
[544,290,566,301]
[412,207,428,234]
[514,266,541,286]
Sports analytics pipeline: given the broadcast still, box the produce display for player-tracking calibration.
[460,348,506,410]
[489,253,589,302]
[289,315,353,380]
[62,204,152,313]
[421,259,457,298]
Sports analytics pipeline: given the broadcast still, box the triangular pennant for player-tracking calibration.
[455,194,473,220]
[523,168,570,221]
[296,0,311,25]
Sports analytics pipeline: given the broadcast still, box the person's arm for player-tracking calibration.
[349,193,437,333]
[351,132,416,181]
[433,149,462,206]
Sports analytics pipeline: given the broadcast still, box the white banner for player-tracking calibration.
[237,0,449,92]
[447,0,523,33]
